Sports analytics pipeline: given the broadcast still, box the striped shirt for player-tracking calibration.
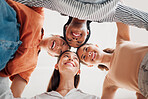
[14,0,148,30]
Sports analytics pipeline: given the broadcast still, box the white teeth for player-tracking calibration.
[73,33,80,37]
[51,41,56,49]
[65,62,75,67]
[52,41,55,49]
[92,52,96,60]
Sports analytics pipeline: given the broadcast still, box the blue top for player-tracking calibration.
[0,0,22,71]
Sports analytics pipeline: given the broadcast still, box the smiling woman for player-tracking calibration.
[45,50,99,98]
[0,51,99,99]
[39,35,70,57]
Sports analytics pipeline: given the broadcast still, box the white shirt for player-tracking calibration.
[33,88,99,99]
[0,77,100,99]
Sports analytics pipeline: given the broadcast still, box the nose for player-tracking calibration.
[68,57,73,61]
[72,37,78,41]
[88,52,92,57]
[57,44,62,50]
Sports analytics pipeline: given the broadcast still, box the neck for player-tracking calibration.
[56,74,75,92]
[100,53,113,69]
[71,18,87,25]
[39,40,45,48]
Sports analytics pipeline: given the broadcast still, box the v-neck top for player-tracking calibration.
[33,88,99,99]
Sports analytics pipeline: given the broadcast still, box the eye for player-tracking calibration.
[62,42,65,45]
[77,41,82,44]
[85,47,88,51]
[74,57,78,60]
[83,55,86,60]
[64,55,69,57]
[59,49,62,54]
[68,39,72,41]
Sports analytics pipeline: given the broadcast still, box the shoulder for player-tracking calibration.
[76,89,100,99]
[103,75,117,88]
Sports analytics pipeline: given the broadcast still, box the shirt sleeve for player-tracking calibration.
[10,67,36,84]
[14,0,148,30]
[13,0,119,21]
[114,4,148,31]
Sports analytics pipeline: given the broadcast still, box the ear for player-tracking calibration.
[87,65,93,67]
[65,25,68,30]
[55,64,59,70]
[87,30,89,35]
[77,69,81,75]
[95,44,99,48]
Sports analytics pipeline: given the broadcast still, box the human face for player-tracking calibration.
[77,44,103,65]
[65,24,89,48]
[41,36,70,56]
[57,52,80,76]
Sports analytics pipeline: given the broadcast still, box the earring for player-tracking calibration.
[77,69,81,75]
[95,44,99,47]
[55,64,59,70]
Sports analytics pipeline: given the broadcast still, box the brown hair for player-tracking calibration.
[47,50,80,92]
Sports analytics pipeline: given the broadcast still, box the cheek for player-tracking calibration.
[66,29,71,37]
[80,33,87,42]
[64,45,69,51]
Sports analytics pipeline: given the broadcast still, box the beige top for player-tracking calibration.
[105,40,148,92]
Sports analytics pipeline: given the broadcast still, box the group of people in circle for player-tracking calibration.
[0,0,148,99]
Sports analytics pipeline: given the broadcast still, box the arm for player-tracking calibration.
[114,4,148,31]
[14,0,148,30]
[116,22,130,42]
[10,75,27,98]
[13,0,119,21]
[101,77,118,99]
[136,92,147,99]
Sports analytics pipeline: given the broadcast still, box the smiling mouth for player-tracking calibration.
[64,62,75,67]
[72,32,81,38]
[51,40,56,50]
[91,52,97,61]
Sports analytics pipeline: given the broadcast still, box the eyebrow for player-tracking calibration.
[64,53,70,55]
[68,42,72,44]
[76,44,81,47]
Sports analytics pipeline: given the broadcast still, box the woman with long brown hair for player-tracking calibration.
[46,50,99,98]
[77,22,148,99]
[0,50,99,99]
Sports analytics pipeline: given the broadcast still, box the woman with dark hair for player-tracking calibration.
[45,50,99,98]
[47,50,80,92]
[77,22,148,98]
[0,50,99,99]
[63,17,91,48]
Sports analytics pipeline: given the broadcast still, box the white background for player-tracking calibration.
[20,0,148,98]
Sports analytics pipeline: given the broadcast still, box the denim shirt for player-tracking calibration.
[0,0,22,71]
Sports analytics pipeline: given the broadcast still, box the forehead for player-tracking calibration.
[62,52,77,57]
[78,44,88,50]
[52,36,63,40]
